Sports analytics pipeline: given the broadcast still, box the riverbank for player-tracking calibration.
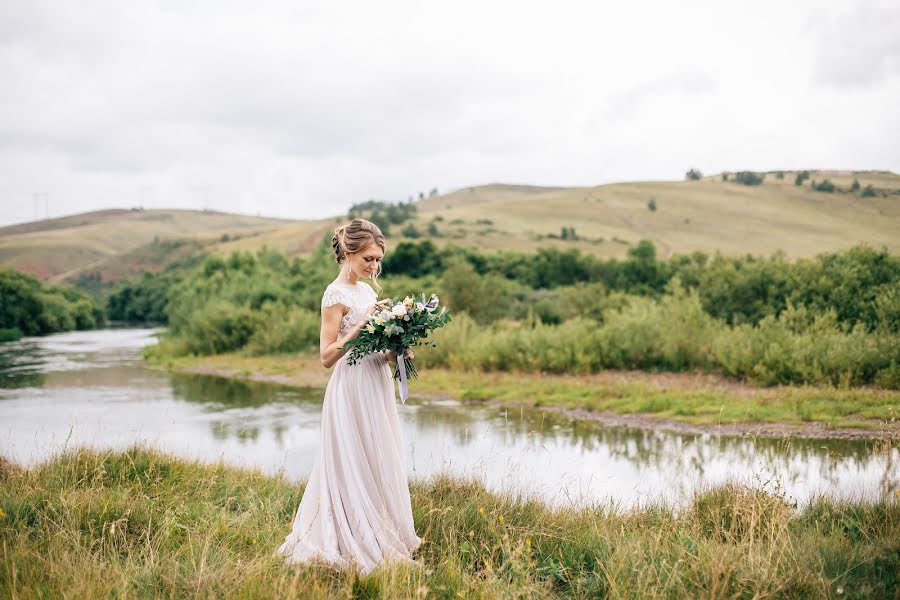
[153,352,900,440]
[1,446,897,599]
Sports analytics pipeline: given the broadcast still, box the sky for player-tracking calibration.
[1,0,898,226]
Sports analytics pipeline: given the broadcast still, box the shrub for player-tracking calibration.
[794,171,811,186]
[245,304,319,355]
[647,198,657,211]
[733,171,764,186]
[851,178,861,192]
[0,327,22,342]
[175,300,260,355]
[402,223,422,238]
[0,268,103,335]
[862,184,877,197]
[811,179,835,193]
[685,168,702,181]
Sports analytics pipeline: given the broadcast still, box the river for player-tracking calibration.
[0,328,896,508]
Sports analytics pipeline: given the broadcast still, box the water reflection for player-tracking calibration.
[0,329,896,508]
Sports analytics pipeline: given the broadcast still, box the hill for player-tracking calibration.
[408,170,900,259]
[0,208,299,283]
[1,170,898,285]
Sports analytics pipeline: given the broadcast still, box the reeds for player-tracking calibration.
[2,446,897,599]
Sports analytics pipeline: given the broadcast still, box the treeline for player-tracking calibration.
[136,239,900,388]
[386,240,898,332]
[0,268,104,341]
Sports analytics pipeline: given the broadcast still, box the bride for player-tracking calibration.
[275,218,422,574]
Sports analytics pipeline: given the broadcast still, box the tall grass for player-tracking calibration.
[1,447,897,598]
[419,283,900,388]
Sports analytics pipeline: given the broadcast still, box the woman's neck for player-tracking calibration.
[336,268,360,286]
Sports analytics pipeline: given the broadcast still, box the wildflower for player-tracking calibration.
[498,514,504,525]
[0,507,5,518]
[526,537,531,548]
[252,538,257,545]
[478,506,485,515]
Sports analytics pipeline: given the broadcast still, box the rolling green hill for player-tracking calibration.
[408,170,900,259]
[0,209,299,283]
[1,170,898,285]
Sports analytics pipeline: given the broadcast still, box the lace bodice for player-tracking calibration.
[321,281,378,336]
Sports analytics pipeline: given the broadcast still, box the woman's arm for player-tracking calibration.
[319,300,389,368]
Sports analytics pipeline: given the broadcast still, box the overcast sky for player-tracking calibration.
[1,0,898,226]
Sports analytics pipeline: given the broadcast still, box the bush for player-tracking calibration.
[402,223,422,238]
[245,304,319,355]
[174,300,260,355]
[685,168,702,181]
[811,179,835,193]
[0,268,103,336]
[647,198,657,211]
[733,171,764,186]
[0,327,22,342]
[422,281,900,387]
[851,178,861,192]
[862,184,877,198]
[794,171,811,186]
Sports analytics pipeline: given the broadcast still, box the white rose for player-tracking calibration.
[391,303,408,317]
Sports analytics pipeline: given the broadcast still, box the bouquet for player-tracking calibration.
[343,292,451,403]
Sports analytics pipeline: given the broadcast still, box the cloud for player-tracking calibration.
[0,0,898,226]
[810,1,900,87]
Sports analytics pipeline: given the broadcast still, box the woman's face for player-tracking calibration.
[347,243,384,279]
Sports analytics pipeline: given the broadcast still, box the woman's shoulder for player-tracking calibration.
[321,283,353,309]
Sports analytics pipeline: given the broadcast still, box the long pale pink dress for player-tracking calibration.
[276,281,422,574]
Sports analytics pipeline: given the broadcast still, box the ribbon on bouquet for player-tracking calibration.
[396,354,409,404]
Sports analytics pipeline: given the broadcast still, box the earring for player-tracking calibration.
[345,265,352,281]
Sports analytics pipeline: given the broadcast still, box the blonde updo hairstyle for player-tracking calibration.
[332,218,385,292]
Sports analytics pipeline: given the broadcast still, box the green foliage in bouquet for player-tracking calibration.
[342,292,451,381]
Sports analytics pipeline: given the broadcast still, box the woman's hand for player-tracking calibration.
[356,299,391,331]
[385,348,414,363]
[366,299,391,316]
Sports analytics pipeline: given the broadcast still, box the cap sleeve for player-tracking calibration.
[321,286,351,310]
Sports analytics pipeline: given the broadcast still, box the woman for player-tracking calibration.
[275,218,422,575]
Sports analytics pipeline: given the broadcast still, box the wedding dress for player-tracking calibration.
[275,280,422,575]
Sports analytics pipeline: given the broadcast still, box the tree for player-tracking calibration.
[851,178,861,192]
[795,170,811,186]
[685,168,702,181]
[647,198,657,212]
[862,184,877,198]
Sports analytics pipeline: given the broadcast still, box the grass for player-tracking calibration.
[411,174,900,259]
[154,351,900,432]
[1,446,897,599]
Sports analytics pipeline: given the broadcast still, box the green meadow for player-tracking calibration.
[2,446,897,599]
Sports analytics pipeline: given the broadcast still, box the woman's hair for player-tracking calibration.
[332,218,386,291]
